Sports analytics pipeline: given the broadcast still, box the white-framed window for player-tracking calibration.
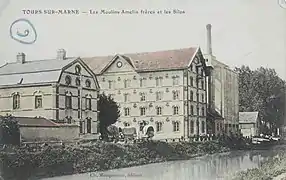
[156,106,162,115]
[65,93,72,109]
[190,121,194,134]
[124,108,130,116]
[124,79,131,88]
[173,106,179,115]
[124,93,130,102]
[156,122,163,132]
[190,76,194,86]
[140,93,146,101]
[190,105,194,115]
[156,91,163,101]
[35,95,42,109]
[172,76,179,85]
[201,94,204,102]
[139,78,146,87]
[108,80,113,89]
[201,121,205,133]
[140,107,146,116]
[12,93,20,109]
[173,121,180,132]
[85,97,92,110]
[190,91,194,101]
[156,77,163,86]
[202,107,205,116]
[173,91,179,100]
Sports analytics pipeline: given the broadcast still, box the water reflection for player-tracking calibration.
[43,148,284,180]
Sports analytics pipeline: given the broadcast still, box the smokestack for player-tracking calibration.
[206,24,212,55]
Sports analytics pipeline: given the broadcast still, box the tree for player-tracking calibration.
[97,93,120,140]
[0,115,20,145]
[234,66,286,133]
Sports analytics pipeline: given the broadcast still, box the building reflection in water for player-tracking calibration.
[42,150,281,180]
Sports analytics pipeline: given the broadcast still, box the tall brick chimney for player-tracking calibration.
[206,24,215,110]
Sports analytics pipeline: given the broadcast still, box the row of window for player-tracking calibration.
[12,94,92,110]
[123,105,205,116]
[117,89,204,103]
[106,76,205,89]
[65,75,91,88]
[155,121,205,133]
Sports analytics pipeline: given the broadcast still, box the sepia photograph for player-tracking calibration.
[0,0,285,179]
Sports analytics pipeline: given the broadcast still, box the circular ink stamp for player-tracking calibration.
[278,0,286,8]
[9,18,37,44]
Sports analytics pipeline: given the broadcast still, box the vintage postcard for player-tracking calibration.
[0,0,285,180]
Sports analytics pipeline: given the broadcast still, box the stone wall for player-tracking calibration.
[20,124,79,141]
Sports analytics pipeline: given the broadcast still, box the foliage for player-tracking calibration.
[0,140,231,179]
[233,152,286,180]
[0,115,20,145]
[234,66,286,133]
[98,93,120,139]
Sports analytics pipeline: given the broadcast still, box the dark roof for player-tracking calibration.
[207,109,224,119]
[82,47,200,74]
[14,116,59,127]
[239,112,259,124]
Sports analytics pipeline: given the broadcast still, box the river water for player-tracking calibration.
[42,145,286,180]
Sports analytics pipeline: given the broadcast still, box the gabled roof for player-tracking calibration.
[0,57,77,86]
[82,47,201,74]
[239,112,259,124]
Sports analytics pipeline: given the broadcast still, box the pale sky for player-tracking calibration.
[0,0,285,79]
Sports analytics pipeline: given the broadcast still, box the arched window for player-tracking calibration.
[12,93,20,109]
[190,91,194,101]
[173,121,180,132]
[75,77,81,86]
[85,95,92,110]
[190,105,194,115]
[65,75,71,85]
[190,121,194,134]
[202,107,205,116]
[65,92,72,109]
[35,95,42,109]
[87,118,92,133]
[173,106,179,115]
[201,121,205,133]
[85,79,91,88]
[75,65,81,75]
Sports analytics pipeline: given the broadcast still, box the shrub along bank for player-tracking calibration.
[233,152,286,180]
[0,139,244,180]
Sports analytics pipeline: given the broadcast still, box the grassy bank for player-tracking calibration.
[0,140,232,180]
[233,152,286,180]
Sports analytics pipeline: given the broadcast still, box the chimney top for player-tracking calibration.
[57,49,66,60]
[17,52,26,64]
[206,23,213,55]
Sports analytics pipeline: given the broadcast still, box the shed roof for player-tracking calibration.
[14,116,60,127]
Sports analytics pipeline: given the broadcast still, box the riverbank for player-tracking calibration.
[233,151,286,180]
[0,140,237,180]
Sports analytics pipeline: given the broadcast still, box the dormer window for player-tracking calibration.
[75,65,81,75]
[85,79,91,88]
[65,75,71,85]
